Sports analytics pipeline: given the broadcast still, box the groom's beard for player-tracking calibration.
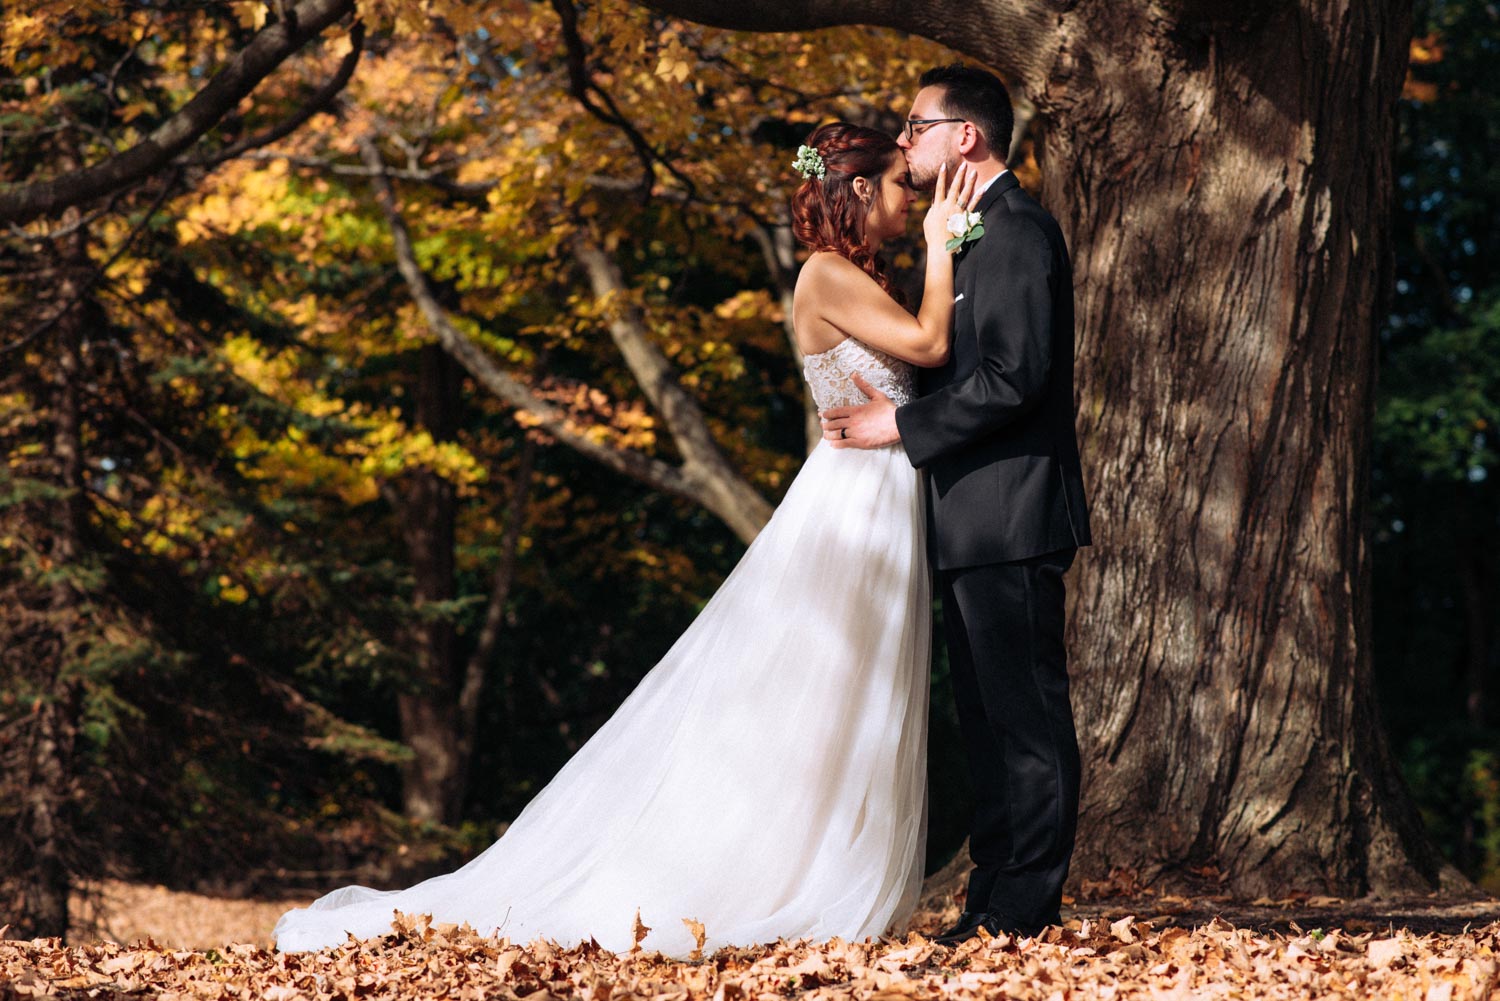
[908,152,963,192]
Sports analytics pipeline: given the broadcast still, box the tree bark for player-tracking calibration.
[393,344,465,825]
[1046,0,1445,899]
[19,209,92,938]
[643,0,1451,896]
[19,694,74,938]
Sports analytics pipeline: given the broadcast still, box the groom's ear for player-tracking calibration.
[957,123,981,158]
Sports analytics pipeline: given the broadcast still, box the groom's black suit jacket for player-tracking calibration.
[895,171,1092,570]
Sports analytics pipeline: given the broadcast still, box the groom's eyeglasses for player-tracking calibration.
[903,118,964,142]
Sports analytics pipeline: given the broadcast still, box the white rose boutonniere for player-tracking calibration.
[945,210,984,253]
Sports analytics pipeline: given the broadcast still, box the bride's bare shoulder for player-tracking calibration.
[797,251,871,285]
[795,253,884,312]
[792,254,864,356]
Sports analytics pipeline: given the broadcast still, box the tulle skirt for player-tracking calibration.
[274,440,931,957]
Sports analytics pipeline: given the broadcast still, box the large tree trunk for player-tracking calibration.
[642,0,1453,895]
[1044,0,1444,898]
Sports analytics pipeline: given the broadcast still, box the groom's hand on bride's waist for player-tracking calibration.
[820,373,901,450]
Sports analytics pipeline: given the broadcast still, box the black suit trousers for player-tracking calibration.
[939,548,1080,931]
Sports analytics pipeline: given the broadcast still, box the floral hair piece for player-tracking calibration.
[792,144,826,181]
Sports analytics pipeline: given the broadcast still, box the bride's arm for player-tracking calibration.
[797,163,976,367]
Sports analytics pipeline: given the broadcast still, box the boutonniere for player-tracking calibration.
[945,210,984,252]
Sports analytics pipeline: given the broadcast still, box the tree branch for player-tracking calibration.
[361,136,771,542]
[0,0,357,224]
[238,147,687,209]
[235,149,500,202]
[7,198,118,244]
[638,0,1063,90]
[184,20,366,169]
[457,436,535,765]
[549,0,696,201]
[572,237,773,541]
[2,171,182,356]
[358,138,770,540]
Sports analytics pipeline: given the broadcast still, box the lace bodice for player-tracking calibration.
[801,337,916,410]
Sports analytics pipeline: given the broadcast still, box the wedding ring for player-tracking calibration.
[840,428,848,439]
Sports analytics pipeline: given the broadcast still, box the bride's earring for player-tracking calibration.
[852,177,876,241]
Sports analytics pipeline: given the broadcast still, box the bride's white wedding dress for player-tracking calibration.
[274,336,931,957]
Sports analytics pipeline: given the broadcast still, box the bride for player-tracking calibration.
[274,122,979,957]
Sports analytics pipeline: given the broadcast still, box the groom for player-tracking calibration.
[820,64,1092,943]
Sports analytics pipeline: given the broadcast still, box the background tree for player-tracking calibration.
[0,2,418,938]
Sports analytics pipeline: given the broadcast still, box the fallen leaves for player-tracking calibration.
[5,914,1500,1001]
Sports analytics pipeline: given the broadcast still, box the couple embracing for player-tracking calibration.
[276,64,1092,957]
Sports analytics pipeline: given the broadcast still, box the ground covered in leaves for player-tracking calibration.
[8,893,1500,1000]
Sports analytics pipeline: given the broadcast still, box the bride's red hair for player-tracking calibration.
[791,122,903,302]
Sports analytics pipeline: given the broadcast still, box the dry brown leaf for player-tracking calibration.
[711,980,744,1001]
[1368,937,1406,968]
[630,910,651,955]
[1109,916,1138,944]
[494,945,525,980]
[682,919,706,962]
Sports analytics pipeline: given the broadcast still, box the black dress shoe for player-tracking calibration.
[937,911,1059,946]
[933,910,986,946]
[1012,916,1051,938]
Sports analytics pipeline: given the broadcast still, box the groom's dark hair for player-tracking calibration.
[919,64,1015,161]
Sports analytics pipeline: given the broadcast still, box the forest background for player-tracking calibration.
[1,0,1496,943]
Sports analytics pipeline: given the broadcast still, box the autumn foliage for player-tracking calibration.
[0,0,961,939]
